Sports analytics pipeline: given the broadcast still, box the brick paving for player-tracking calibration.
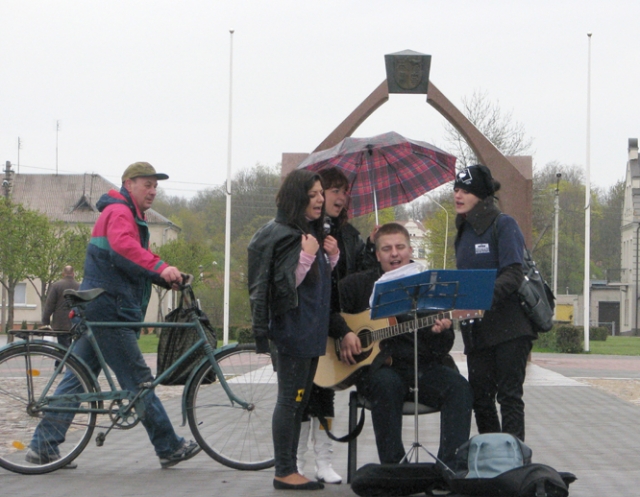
[2,334,640,496]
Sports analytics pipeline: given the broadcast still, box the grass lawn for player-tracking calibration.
[138,333,160,353]
[587,336,640,356]
[533,335,640,356]
[137,333,229,353]
[142,331,640,356]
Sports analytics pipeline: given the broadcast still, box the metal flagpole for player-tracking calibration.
[553,173,561,318]
[583,33,592,352]
[223,29,234,345]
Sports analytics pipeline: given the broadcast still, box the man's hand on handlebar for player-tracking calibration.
[160,266,189,290]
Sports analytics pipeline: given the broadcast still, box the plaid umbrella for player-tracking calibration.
[297,131,457,221]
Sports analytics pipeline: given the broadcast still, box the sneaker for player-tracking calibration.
[159,440,201,469]
[25,449,78,469]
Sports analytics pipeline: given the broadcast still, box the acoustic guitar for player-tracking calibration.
[314,309,483,390]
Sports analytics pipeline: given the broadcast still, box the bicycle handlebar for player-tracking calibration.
[180,273,194,289]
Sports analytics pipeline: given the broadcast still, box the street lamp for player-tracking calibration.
[428,197,449,269]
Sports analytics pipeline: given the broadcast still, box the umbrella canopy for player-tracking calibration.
[297,131,456,219]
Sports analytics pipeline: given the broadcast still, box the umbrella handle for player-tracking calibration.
[365,150,379,225]
[373,190,379,226]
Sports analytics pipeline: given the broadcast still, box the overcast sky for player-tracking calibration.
[1,1,637,198]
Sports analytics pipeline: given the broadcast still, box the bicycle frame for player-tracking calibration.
[24,319,251,421]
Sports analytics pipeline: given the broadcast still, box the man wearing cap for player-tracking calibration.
[27,162,200,469]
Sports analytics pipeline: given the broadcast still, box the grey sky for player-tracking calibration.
[1,0,637,198]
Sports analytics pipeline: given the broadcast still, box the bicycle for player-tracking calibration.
[0,283,277,474]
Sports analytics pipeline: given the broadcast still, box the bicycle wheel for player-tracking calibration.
[0,343,98,474]
[186,343,276,470]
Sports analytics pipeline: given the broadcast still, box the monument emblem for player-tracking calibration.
[385,49,431,94]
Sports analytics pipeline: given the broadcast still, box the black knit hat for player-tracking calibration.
[453,164,495,199]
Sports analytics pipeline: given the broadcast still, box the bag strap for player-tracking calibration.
[179,286,199,311]
[490,213,505,254]
[536,479,547,497]
[316,410,365,443]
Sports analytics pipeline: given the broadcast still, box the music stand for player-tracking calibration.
[369,269,496,464]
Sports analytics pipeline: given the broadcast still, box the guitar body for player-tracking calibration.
[314,310,396,391]
[314,308,482,391]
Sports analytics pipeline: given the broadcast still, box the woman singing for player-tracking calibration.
[248,169,339,490]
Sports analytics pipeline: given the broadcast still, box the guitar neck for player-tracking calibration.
[370,311,453,343]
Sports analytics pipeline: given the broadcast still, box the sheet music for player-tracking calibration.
[369,261,424,309]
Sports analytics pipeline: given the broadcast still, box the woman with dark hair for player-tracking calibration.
[296,167,377,484]
[453,164,537,442]
[248,168,339,490]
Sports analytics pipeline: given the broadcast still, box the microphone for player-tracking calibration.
[323,216,332,236]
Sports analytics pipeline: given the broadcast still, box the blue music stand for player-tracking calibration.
[368,269,496,466]
[370,269,496,320]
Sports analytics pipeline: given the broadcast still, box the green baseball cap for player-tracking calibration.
[121,162,169,182]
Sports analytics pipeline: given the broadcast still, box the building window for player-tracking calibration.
[14,283,27,305]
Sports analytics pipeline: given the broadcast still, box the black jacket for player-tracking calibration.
[331,221,377,282]
[247,211,303,352]
[455,197,536,350]
[327,221,378,339]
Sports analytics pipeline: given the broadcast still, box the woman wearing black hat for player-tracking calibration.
[453,164,537,442]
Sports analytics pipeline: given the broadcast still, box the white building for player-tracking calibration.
[619,138,640,333]
[397,219,429,269]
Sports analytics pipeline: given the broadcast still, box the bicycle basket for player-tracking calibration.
[156,286,217,386]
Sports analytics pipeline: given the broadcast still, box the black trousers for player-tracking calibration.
[466,335,533,441]
[358,361,472,468]
[303,384,335,420]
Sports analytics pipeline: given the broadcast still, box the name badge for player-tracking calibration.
[475,243,490,254]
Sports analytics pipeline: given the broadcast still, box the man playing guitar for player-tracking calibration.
[333,222,473,470]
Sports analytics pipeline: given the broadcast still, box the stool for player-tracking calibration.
[346,390,439,483]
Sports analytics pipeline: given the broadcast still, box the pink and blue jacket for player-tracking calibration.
[80,187,169,323]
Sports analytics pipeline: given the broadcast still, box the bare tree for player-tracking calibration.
[444,90,534,167]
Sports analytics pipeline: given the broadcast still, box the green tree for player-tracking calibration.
[27,222,90,307]
[152,238,214,323]
[593,180,624,281]
[422,193,457,269]
[0,200,51,335]
[153,164,280,329]
[350,207,396,240]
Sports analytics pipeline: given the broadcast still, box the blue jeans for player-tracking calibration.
[30,327,184,458]
[359,361,472,468]
[272,352,318,477]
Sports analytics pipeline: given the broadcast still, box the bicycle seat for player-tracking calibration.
[63,288,105,303]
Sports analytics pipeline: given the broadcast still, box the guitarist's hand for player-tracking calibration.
[431,318,452,334]
[339,332,361,365]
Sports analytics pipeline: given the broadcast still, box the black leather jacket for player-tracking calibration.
[247,212,303,352]
[332,221,376,281]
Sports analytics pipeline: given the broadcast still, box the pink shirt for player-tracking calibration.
[295,250,339,287]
